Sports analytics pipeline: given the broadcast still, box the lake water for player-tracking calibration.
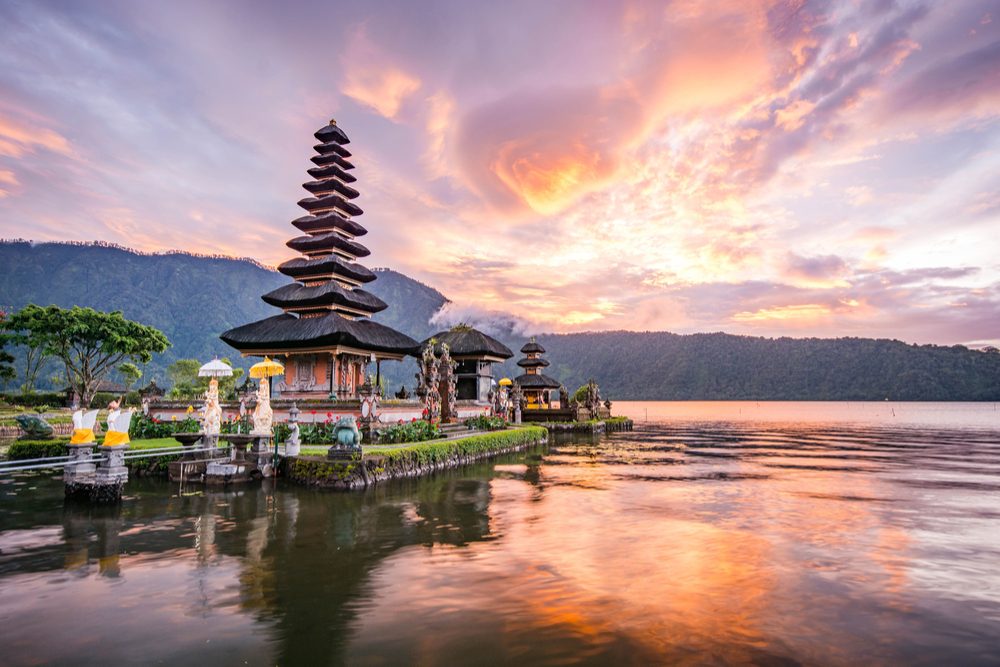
[1,401,999,666]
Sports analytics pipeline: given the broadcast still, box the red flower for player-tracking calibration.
[311,410,317,415]
[326,412,333,418]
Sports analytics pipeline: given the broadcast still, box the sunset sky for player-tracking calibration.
[1,0,998,345]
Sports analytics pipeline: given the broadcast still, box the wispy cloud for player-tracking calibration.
[0,0,998,345]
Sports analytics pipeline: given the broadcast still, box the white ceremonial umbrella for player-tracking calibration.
[198,357,234,378]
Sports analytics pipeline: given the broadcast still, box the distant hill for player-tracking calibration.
[2,240,998,400]
[0,241,446,388]
[530,331,1000,401]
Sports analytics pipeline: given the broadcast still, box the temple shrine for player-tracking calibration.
[221,120,418,399]
[513,338,561,408]
[421,325,513,402]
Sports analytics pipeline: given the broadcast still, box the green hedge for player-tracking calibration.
[378,426,547,467]
[6,438,71,459]
[0,392,66,408]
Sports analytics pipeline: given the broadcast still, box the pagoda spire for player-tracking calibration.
[221,119,417,364]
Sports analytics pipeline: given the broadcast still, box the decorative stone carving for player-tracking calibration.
[16,414,55,440]
[327,416,361,460]
[439,343,457,421]
[416,342,441,422]
[202,378,223,437]
[252,378,273,435]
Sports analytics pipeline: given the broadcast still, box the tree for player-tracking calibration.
[167,357,244,399]
[0,309,15,387]
[4,306,53,393]
[6,305,170,408]
[119,362,142,392]
[167,358,201,398]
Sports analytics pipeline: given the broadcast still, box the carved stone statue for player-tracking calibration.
[202,378,223,436]
[559,385,569,410]
[417,342,441,422]
[333,415,361,448]
[251,377,273,435]
[16,414,54,440]
[440,343,458,421]
[285,422,301,457]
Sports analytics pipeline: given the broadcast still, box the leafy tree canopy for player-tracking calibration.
[5,305,170,407]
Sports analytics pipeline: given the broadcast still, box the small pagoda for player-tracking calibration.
[513,338,561,408]
[421,325,514,403]
[221,119,418,399]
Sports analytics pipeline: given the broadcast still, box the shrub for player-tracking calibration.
[6,439,70,460]
[376,419,442,444]
[91,391,123,408]
[378,426,547,466]
[464,415,508,431]
[128,412,199,439]
[0,391,65,408]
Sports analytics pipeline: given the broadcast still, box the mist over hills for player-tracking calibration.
[2,241,998,400]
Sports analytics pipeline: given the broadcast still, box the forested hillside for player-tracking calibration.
[2,241,998,400]
[532,331,1000,400]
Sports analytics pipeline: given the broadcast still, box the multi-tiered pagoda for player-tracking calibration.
[221,119,418,399]
[514,338,561,408]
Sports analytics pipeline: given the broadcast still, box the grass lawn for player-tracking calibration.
[128,437,184,450]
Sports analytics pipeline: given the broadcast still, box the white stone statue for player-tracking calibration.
[202,378,222,436]
[285,422,301,457]
[252,377,273,435]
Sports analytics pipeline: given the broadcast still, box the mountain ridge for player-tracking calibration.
[1,241,998,400]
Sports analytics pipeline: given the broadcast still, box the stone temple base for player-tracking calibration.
[65,480,125,503]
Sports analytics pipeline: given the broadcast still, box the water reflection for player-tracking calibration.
[1,412,1000,665]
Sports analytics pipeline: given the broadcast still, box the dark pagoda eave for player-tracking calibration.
[311,153,355,170]
[287,232,370,258]
[314,122,351,145]
[302,179,360,200]
[291,213,367,238]
[278,255,376,284]
[514,373,561,390]
[313,141,352,158]
[307,164,357,183]
[298,195,364,217]
[262,282,387,313]
[221,313,419,357]
[517,357,550,368]
[421,329,514,360]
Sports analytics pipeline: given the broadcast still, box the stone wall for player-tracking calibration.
[282,426,548,491]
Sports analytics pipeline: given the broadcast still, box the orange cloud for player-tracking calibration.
[732,304,833,322]
[0,169,18,197]
[0,114,72,158]
[340,26,421,120]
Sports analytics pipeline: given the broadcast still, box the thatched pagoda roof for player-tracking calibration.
[310,153,355,170]
[302,178,360,200]
[517,357,550,368]
[297,194,364,217]
[514,373,561,390]
[521,340,545,354]
[307,164,357,183]
[262,282,387,313]
[221,118,415,359]
[314,122,351,145]
[222,313,418,356]
[286,232,370,258]
[313,141,352,158]
[290,212,366,237]
[422,327,513,360]
[277,256,376,284]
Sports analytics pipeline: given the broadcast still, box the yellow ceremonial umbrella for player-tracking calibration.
[249,356,284,379]
[498,378,513,387]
